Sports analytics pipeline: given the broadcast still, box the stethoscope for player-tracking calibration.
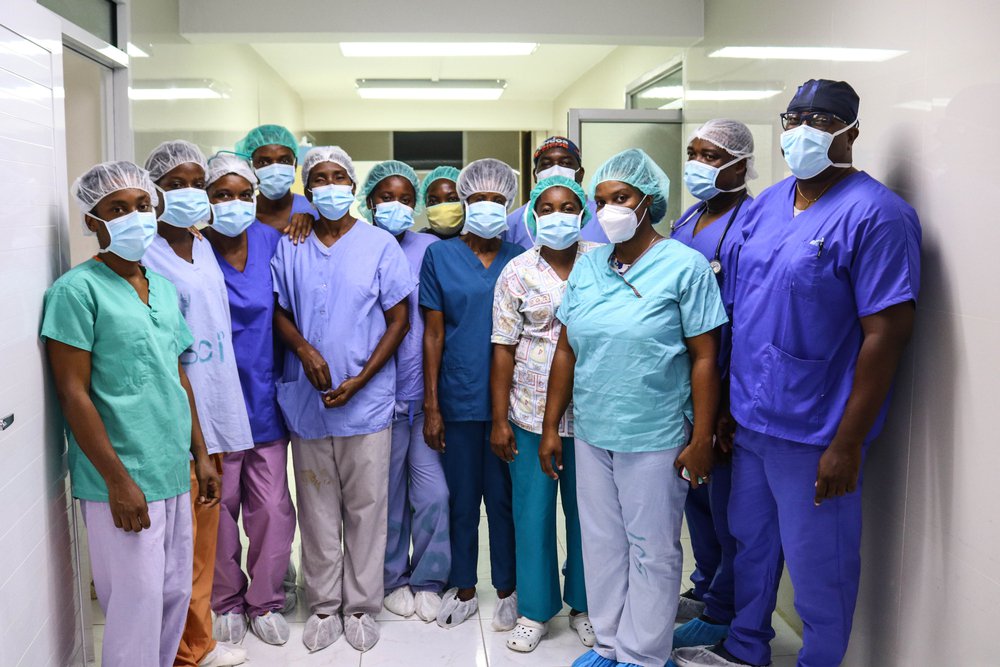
[670,192,748,278]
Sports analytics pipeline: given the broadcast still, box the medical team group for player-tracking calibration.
[39,77,921,667]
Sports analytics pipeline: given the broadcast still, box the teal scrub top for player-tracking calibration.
[557,240,728,452]
[40,259,195,502]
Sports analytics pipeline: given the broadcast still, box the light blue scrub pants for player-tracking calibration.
[683,461,737,623]
[384,400,451,593]
[724,426,866,667]
[575,439,688,667]
[510,423,587,622]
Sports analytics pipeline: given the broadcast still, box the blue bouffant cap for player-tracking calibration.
[787,79,860,122]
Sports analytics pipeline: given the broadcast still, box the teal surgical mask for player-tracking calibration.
[534,211,582,250]
[255,163,296,199]
[158,186,211,227]
[683,157,747,201]
[311,184,354,220]
[780,121,856,180]
[210,199,256,237]
[94,210,158,261]
[463,201,508,238]
[373,201,415,235]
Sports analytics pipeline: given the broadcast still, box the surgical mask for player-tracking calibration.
[597,196,648,244]
[463,201,508,239]
[373,200,415,235]
[310,184,354,220]
[93,210,157,262]
[683,157,747,201]
[158,186,211,227]
[255,163,296,199]
[426,202,464,233]
[780,121,856,180]
[536,165,578,181]
[210,199,256,237]
[534,211,582,250]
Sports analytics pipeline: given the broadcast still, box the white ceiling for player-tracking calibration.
[249,44,619,102]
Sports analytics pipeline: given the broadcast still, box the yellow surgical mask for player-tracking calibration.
[426,202,464,233]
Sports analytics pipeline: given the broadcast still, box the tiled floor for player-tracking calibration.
[88,498,803,666]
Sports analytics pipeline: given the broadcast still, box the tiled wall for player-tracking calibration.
[684,1,999,664]
[0,4,82,666]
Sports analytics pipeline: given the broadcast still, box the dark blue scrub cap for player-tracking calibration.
[787,79,860,122]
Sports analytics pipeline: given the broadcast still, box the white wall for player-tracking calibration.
[0,1,82,665]
[684,1,1000,664]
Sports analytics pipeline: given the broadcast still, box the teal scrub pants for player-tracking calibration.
[510,423,587,622]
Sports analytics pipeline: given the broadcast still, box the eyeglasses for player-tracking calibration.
[779,111,849,131]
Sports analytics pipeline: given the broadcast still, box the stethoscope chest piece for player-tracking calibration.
[710,259,723,275]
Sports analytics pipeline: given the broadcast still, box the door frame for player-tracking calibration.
[567,108,684,147]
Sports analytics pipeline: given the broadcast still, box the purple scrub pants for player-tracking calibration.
[384,400,451,593]
[83,493,192,667]
[724,426,865,667]
[212,439,296,619]
[683,461,737,623]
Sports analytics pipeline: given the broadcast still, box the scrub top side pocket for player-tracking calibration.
[752,343,831,438]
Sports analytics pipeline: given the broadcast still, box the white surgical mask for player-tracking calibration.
[596,195,648,244]
[536,165,578,181]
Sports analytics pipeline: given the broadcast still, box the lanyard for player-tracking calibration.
[671,193,747,275]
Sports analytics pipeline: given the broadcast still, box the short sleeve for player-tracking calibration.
[679,260,729,338]
[419,246,444,312]
[175,313,194,357]
[491,263,524,345]
[851,208,921,317]
[378,240,417,311]
[270,239,291,311]
[40,285,96,351]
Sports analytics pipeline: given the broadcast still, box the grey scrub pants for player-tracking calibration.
[575,439,688,667]
[291,428,392,616]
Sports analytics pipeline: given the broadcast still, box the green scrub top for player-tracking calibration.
[41,258,195,502]
[557,240,728,453]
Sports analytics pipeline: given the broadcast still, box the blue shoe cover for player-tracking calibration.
[672,618,730,650]
[572,649,618,667]
[665,661,679,667]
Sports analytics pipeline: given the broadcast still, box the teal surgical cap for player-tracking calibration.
[418,166,460,208]
[235,124,299,162]
[589,148,671,223]
[525,175,591,237]
[356,160,421,221]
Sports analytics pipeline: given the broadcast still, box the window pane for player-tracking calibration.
[39,0,117,45]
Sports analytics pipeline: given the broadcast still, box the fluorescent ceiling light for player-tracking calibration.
[341,42,537,57]
[639,83,783,102]
[895,97,950,112]
[129,79,231,101]
[355,79,506,101]
[126,42,150,58]
[709,46,906,62]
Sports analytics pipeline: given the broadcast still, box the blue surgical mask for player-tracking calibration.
[780,121,856,180]
[310,184,355,220]
[373,200,415,235]
[534,211,582,250]
[683,157,747,201]
[255,163,296,199]
[94,210,158,261]
[158,186,211,227]
[536,165,578,181]
[210,199,256,237]
[463,201,508,239]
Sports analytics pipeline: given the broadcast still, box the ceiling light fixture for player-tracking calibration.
[129,79,231,101]
[639,83,784,103]
[341,42,537,57]
[355,79,507,101]
[709,46,906,62]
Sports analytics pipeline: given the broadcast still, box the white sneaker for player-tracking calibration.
[212,612,247,644]
[491,591,518,632]
[303,613,343,652]
[383,585,416,617]
[344,613,380,652]
[198,642,247,666]
[570,612,596,647]
[436,588,478,629]
[414,590,441,623]
[250,611,290,645]
[506,617,548,652]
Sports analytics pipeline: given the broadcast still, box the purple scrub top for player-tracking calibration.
[396,231,439,402]
[271,221,416,439]
[730,172,921,445]
[212,221,288,444]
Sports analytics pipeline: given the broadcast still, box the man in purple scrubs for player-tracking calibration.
[673,80,921,667]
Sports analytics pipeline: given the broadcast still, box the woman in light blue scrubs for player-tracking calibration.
[420,158,525,630]
[541,149,728,667]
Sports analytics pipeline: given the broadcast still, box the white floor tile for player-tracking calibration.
[360,616,487,667]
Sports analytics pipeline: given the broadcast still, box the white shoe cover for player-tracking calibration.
[436,588,478,629]
[383,585,416,617]
[506,617,548,652]
[198,642,247,667]
[212,612,247,644]
[344,613,380,652]
[571,612,596,647]
[250,611,290,645]
[491,591,519,632]
[303,613,343,652]
[414,591,441,623]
